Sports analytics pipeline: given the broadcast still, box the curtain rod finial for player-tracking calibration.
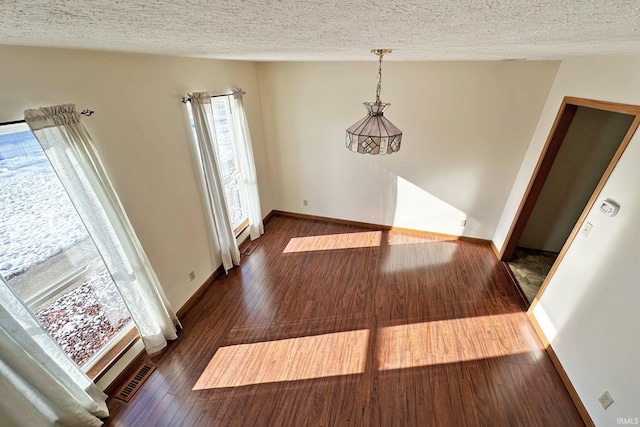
[232,88,246,99]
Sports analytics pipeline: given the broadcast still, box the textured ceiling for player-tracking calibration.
[0,0,639,61]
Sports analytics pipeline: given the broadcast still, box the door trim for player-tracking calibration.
[499,96,640,307]
[499,100,577,261]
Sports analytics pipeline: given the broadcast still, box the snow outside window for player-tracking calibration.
[0,123,133,369]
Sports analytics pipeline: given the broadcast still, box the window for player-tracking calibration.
[0,123,133,370]
[196,96,249,235]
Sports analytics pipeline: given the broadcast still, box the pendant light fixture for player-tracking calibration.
[346,49,402,155]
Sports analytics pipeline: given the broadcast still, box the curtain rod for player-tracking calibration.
[181,93,233,103]
[0,109,95,127]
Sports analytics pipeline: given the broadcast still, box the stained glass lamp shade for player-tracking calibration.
[346,102,402,154]
[346,49,402,155]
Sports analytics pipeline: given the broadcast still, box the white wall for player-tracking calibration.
[258,61,559,239]
[494,55,640,425]
[0,45,273,387]
[518,107,633,252]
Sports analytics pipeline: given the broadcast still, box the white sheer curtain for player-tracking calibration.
[231,89,264,240]
[24,104,179,354]
[0,277,108,426]
[189,92,241,272]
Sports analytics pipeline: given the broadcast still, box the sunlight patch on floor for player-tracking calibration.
[283,231,382,253]
[192,329,369,390]
[386,232,447,246]
[377,313,539,370]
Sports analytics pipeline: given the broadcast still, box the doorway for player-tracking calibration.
[500,97,640,305]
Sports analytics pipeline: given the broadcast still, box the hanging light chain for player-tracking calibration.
[375,53,383,105]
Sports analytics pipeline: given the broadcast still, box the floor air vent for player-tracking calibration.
[114,364,156,402]
[241,240,261,256]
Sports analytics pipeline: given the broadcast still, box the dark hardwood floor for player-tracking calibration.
[103,214,584,426]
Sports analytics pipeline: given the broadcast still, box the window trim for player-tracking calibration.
[86,326,139,382]
[234,217,249,237]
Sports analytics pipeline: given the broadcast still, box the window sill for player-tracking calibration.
[234,218,249,237]
[86,326,139,383]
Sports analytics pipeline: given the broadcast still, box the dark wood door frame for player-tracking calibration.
[499,97,640,286]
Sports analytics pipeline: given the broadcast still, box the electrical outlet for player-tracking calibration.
[599,391,614,409]
[460,219,467,227]
[303,199,308,206]
[188,271,195,281]
[581,222,593,236]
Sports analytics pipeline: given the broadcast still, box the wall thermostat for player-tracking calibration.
[600,199,620,217]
